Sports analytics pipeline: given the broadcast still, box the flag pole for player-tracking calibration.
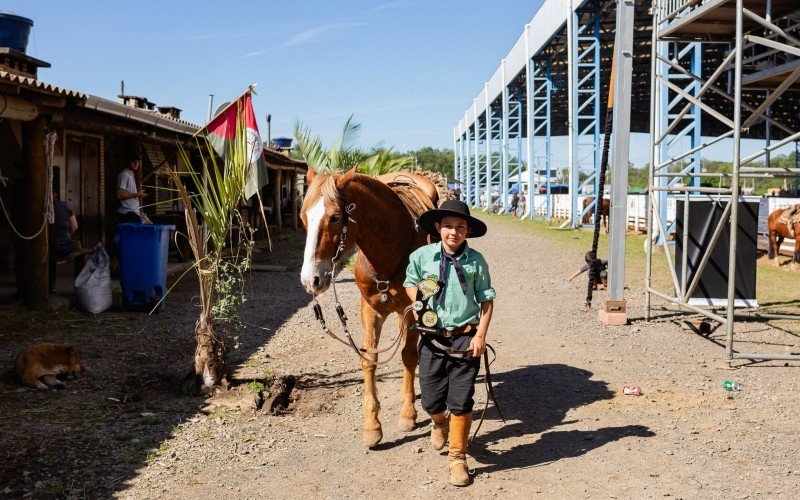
[193,84,257,138]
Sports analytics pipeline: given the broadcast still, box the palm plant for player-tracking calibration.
[165,104,254,391]
[294,116,414,176]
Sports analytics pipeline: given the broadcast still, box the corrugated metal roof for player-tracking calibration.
[0,69,86,98]
[83,95,200,135]
[0,70,199,134]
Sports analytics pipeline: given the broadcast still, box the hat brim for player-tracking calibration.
[418,209,487,238]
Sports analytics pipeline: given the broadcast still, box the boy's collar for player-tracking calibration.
[433,241,470,261]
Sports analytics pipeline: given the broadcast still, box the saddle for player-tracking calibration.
[378,172,438,223]
[778,204,800,238]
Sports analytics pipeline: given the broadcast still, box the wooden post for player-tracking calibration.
[290,171,298,231]
[273,168,283,234]
[21,116,49,310]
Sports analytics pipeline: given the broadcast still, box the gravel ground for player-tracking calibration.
[2,218,799,499]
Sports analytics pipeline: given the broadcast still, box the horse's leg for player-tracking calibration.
[793,236,800,270]
[776,234,785,267]
[397,314,419,432]
[360,298,385,448]
[768,229,776,261]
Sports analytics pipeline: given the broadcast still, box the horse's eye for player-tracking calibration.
[330,214,341,223]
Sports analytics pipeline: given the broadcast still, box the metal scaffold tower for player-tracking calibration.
[473,101,485,209]
[484,97,502,212]
[646,0,800,363]
[528,56,553,220]
[570,4,602,228]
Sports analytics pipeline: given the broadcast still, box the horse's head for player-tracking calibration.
[300,166,359,295]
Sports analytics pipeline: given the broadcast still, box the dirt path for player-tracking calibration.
[3,218,800,498]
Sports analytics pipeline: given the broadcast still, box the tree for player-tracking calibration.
[166,106,254,392]
[294,116,414,175]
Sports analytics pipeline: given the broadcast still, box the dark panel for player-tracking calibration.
[675,199,758,304]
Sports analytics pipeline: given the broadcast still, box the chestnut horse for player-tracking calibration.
[767,206,800,268]
[300,167,438,448]
[582,197,610,230]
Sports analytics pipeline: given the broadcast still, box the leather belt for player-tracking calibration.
[440,323,477,338]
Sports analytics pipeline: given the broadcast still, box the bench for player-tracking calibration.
[56,243,93,278]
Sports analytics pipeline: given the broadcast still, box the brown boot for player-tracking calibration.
[448,413,472,486]
[430,412,449,450]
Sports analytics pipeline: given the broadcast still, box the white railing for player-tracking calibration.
[656,0,704,23]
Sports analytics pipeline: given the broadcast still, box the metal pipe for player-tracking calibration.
[649,191,682,295]
[645,2,661,322]
[740,129,800,165]
[207,94,214,122]
[732,353,800,361]
[743,8,800,47]
[654,51,735,145]
[680,190,689,299]
[656,52,795,137]
[651,185,731,194]
[655,131,735,171]
[726,0,744,363]
[647,287,728,324]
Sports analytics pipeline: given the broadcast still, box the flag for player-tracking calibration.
[202,91,268,199]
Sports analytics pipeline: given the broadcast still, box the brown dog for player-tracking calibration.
[14,344,87,390]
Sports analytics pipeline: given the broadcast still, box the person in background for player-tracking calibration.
[568,250,608,289]
[48,188,78,294]
[116,155,147,224]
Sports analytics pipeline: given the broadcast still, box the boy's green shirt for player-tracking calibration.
[404,242,496,329]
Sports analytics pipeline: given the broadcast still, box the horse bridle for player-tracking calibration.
[310,199,406,367]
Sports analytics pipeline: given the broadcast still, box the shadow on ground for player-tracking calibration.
[0,233,312,497]
[470,364,654,474]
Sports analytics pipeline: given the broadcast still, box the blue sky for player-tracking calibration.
[6,0,541,152]
[5,0,792,165]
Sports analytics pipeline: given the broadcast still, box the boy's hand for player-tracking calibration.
[469,335,486,358]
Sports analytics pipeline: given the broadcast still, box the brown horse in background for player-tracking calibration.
[582,197,610,231]
[767,206,800,268]
[300,167,438,448]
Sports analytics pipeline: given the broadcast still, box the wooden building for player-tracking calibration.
[0,48,199,310]
[262,147,307,233]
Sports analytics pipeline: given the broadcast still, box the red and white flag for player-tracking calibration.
[202,91,268,198]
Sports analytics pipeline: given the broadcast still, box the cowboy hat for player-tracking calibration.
[418,199,487,238]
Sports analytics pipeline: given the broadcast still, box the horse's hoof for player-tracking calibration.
[397,416,416,432]
[363,429,383,448]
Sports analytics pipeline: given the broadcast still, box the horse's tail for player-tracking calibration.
[413,170,456,204]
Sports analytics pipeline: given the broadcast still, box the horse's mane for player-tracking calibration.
[302,171,406,213]
[301,173,340,213]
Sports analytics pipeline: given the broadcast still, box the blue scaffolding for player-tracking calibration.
[528,56,553,220]
[570,6,601,228]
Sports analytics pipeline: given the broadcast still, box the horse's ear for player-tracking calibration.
[335,166,358,190]
[306,167,317,184]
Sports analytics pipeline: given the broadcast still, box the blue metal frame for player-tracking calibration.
[465,125,474,206]
[529,56,553,220]
[501,85,524,214]
[571,7,601,227]
[474,113,485,208]
[485,102,503,212]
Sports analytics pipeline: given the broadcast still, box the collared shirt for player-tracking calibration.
[404,242,496,329]
[117,168,140,215]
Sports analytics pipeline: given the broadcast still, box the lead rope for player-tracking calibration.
[405,307,505,442]
[311,202,404,367]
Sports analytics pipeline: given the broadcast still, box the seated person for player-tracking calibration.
[49,190,78,294]
[568,251,608,290]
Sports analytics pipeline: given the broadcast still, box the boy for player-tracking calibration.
[568,250,608,289]
[403,199,496,487]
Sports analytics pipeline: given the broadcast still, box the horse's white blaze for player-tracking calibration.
[300,199,326,293]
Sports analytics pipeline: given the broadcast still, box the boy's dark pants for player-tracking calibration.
[419,333,480,416]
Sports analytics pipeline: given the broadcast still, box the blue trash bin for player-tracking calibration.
[117,223,175,311]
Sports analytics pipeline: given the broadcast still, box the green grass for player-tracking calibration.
[478,212,800,332]
[248,381,266,393]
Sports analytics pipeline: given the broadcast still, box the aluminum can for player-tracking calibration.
[622,385,641,396]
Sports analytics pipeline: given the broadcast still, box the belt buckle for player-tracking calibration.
[443,329,452,338]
